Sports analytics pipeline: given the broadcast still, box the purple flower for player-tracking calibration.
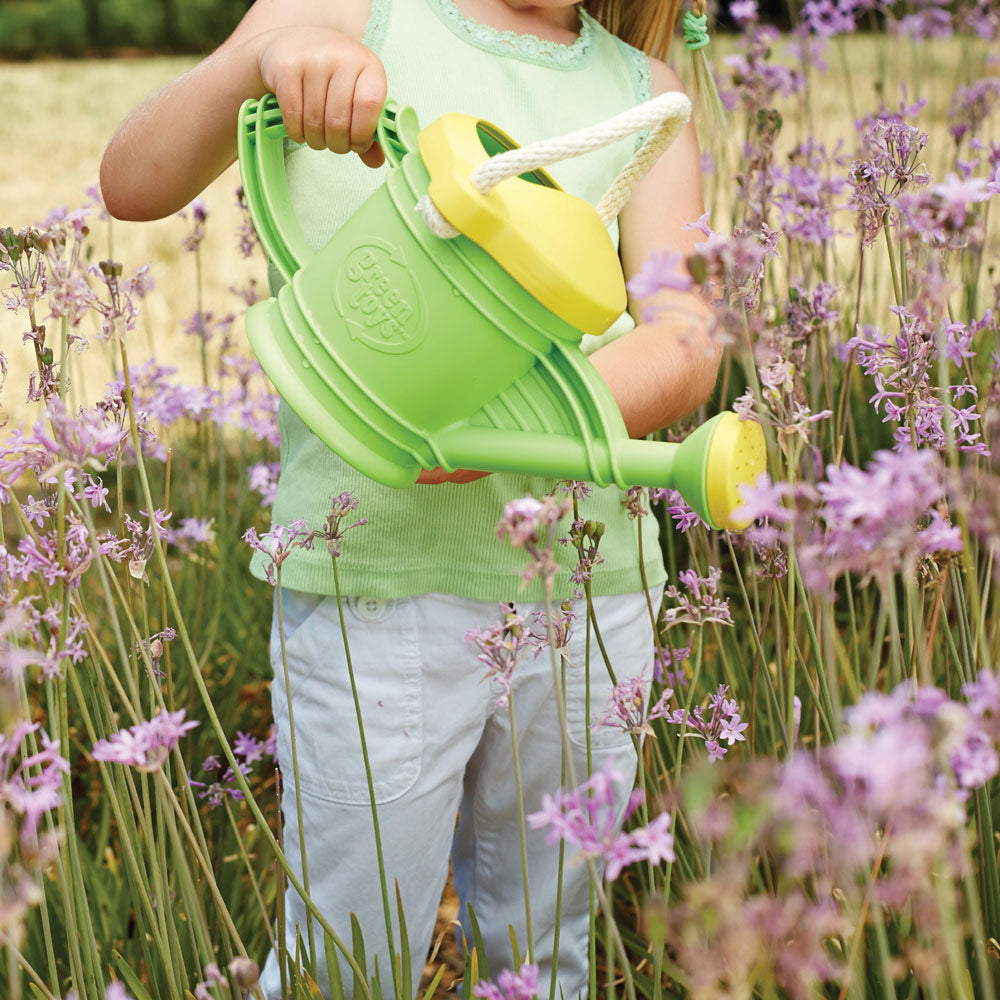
[92,709,199,773]
[473,963,539,1000]
[627,248,693,314]
[310,492,368,560]
[248,461,281,507]
[663,684,748,762]
[189,760,250,808]
[466,604,534,709]
[527,758,674,879]
[242,519,314,585]
[591,670,674,737]
[233,731,265,766]
[661,567,732,628]
[496,493,571,584]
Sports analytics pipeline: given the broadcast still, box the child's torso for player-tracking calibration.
[253,0,665,602]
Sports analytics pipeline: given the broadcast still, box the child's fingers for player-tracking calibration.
[302,64,332,151]
[275,75,305,145]
[323,68,358,154]
[350,63,387,158]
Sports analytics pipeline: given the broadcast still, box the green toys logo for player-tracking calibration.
[335,241,425,354]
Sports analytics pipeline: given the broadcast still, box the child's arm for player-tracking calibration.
[100,0,386,221]
[588,59,722,437]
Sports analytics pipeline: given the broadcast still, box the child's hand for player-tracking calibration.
[256,25,387,167]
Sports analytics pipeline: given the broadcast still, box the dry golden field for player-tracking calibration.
[1,56,258,424]
[0,36,993,429]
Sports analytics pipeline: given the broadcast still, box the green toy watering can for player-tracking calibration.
[237,92,765,530]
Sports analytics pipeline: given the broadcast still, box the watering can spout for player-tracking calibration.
[434,412,765,532]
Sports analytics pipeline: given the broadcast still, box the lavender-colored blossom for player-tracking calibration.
[178,198,208,253]
[663,684,748,762]
[189,759,250,808]
[473,962,539,1000]
[653,640,691,687]
[848,309,989,455]
[721,25,805,120]
[662,567,733,629]
[626,248,692,313]
[242,519,314,586]
[308,491,368,560]
[591,670,673,736]
[1,720,69,843]
[527,758,674,879]
[92,709,199,773]
[466,603,534,709]
[248,461,281,507]
[497,493,571,585]
[233,730,268,767]
[848,113,929,247]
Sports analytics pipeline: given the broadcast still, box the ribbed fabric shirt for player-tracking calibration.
[250,0,667,603]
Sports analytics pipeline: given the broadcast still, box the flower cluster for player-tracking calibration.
[591,670,674,737]
[473,962,539,1000]
[496,493,572,585]
[466,603,534,710]
[661,684,749,762]
[736,447,963,594]
[92,709,199,773]
[527,759,674,880]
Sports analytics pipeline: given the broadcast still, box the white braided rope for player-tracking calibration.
[416,91,691,237]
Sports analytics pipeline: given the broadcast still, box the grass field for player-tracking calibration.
[2,34,1000,997]
[1,35,989,431]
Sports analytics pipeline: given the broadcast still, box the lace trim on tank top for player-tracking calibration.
[613,36,653,151]
[364,0,392,53]
[425,0,595,69]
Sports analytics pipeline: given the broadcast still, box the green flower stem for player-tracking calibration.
[225,798,279,956]
[882,219,904,310]
[506,696,535,965]
[65,664,180,994]
[0,933,55,1000]
[541,578,635,1000]
[274,575,317,966]
[154,770,259,977]
[547,656,568,1000]
[331,556,398,999]
[664,633,704,902]
[115,335,374,1000]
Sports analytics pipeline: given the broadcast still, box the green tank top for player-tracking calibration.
[251,0,667,603]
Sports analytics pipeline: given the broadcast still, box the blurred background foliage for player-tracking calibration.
[0,0,252,56]
[0,0,795,57]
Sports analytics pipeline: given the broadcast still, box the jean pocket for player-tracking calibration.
[270,594,423,805]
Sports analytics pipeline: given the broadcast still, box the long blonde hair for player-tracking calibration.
[581,0,684,60]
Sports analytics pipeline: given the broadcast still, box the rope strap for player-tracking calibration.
[417,90,692,237]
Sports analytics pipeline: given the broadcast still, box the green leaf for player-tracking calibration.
[468,901,489,981]
[393,880,412,1000]
[111,952,155,1000]
[351,912,369,1000]
[324,928,348,1000]
[420,964,446,1000]
[508,924,521,969]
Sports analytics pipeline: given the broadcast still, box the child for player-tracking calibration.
[100,1,720,996]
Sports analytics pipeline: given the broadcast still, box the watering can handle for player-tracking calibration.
[418,92,691,238]
[469,91,691,224]
[237,96,419,284]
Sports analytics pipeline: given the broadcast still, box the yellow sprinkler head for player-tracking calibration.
[704,412,767,531]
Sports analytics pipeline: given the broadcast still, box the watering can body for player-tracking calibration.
[238,95,765,530]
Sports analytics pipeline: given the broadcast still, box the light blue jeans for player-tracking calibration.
[258,586,661,999]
